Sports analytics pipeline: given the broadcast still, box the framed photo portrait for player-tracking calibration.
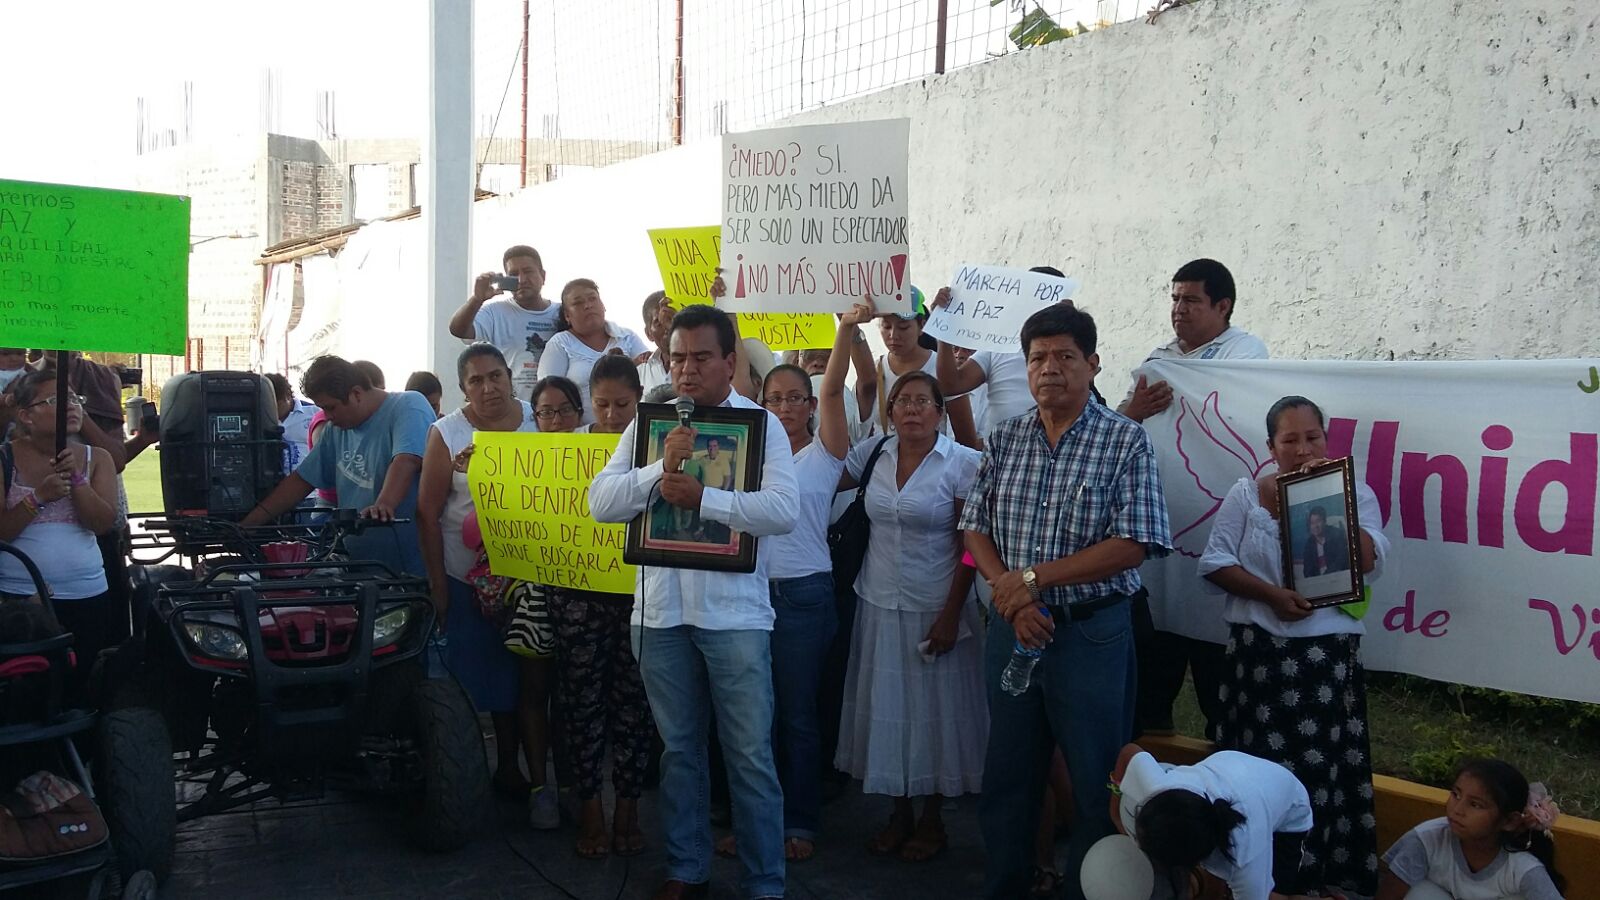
[623,402,767,573]
[1278,456,1365,608]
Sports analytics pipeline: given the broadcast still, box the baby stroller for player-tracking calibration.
[0,542,154,899]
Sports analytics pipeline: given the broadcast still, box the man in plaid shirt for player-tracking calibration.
[960,304,1173,900]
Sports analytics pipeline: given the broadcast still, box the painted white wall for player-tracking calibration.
[773,0,1600,400]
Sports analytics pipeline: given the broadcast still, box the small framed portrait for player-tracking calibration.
[1278,456,1365,608]
[623,402,767,573]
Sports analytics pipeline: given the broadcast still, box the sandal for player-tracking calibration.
[575,830,610,859]
[898,833,947,862]
[613,826,646,857]
[785,837,815,862]
[1030,866,1063,897]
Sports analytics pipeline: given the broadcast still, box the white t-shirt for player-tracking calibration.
[468,299,564,401]
[967,351,1032,433]
[1121,325,1270,406]
[765,440,847,581]
[638,354,672,396]
[1118,751,1313,900]
[1196,475,1389,638]
[1382,818,1563,900]
[846,433,979,613]
[537,324,650,423]
[281,401,315,475]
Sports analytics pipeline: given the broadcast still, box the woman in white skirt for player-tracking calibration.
[836,367,987,863]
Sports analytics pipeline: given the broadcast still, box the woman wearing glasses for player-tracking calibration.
[417,345,540,803]
[834,303,986,864]
[536,279,649,424]
[0,371,120,697]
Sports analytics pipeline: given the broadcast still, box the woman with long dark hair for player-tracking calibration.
[0,371,120,696]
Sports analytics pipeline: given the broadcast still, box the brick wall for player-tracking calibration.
[279,160,317,241]
[314,165,347,230]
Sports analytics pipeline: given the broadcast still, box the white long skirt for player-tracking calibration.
[834,599,988,798]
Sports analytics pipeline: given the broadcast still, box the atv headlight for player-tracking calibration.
[182,620,248,661]
[373,604,412,649]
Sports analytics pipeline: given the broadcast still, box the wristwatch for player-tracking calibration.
[852,330,867,345]
[1022,566,1041,601]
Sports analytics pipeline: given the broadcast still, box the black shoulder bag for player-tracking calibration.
[827,437,889,594]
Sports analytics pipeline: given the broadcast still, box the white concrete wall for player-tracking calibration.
[776,0,1600,397]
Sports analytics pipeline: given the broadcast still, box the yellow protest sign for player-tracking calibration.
[648,225,835,351]
[467,431,634,594]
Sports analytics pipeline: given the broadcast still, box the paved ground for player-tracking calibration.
[163,761,995,900]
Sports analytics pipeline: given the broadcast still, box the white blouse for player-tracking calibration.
[1196,475,1389,638]
[765,440,847,581]
[846,433,981,613]
[536,323,649,422]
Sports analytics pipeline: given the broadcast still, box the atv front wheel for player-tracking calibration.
[97,708,176,882]
[408,679,490,851]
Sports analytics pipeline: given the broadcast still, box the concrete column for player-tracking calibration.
[425,0,473,410]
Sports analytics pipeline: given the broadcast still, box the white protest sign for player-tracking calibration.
[720,118,911,316]
[923,264,1081,352]
[1136,357,1600,703]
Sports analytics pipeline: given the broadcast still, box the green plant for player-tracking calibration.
[991,0,1089,49]
[1404,720,1499,787]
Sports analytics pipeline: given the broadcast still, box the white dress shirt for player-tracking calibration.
[590,388,799,631]
[846,433,981,613]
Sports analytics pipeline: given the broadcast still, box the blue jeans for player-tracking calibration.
[769,573,837,841]
[979,598,1135,900]
[637,625,785,898]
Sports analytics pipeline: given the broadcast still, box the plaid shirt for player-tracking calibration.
[959,401,1173,605]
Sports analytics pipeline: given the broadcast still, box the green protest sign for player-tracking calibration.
[0,179,190,355]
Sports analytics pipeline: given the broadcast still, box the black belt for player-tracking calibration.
[1051,592,1128,622]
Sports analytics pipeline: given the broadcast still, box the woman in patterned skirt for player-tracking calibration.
[556,356,655,858]
[1196,396,1390,896]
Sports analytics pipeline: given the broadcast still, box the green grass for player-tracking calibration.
[122,450,164,515]
[1173,672,1600,819]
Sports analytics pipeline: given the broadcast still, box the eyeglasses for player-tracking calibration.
[891,396,939,411]
[534,404,579,421]
[763,394,812,409]
[27,393,86,409]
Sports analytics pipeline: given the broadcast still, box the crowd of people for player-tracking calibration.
[0,244,1570,900]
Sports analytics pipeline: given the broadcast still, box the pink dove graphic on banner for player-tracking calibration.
[1165,391,1272,557]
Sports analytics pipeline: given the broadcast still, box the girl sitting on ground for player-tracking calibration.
[1376,758,1565,900]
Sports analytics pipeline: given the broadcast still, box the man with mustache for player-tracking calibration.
[963,303,1172,900]
[1119,258,1269,742]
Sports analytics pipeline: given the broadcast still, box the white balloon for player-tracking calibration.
[1080,834,1156,900]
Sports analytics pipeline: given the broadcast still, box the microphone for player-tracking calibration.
[673,396,695,472]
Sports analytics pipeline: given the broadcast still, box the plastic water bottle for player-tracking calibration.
[1000,607,1051,696]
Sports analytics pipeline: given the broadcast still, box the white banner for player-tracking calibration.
[720,118,911,316]
[1138,358,1600,703]
[924,264,1080,352]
